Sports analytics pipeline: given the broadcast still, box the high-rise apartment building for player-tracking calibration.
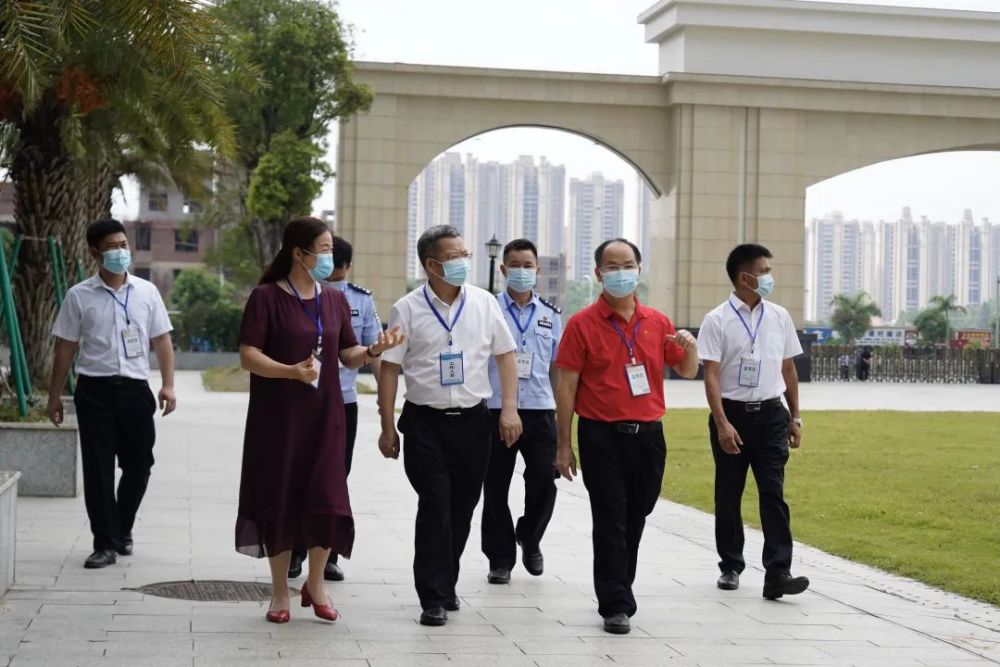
[407,153,572,287]
[570,173,625,280]
[806,207,998,323]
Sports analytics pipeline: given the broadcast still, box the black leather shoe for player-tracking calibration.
[115,533,133,557]
[717,571,740,590]
[324,562,345,582]
[444,596,460,612]
[603,613,631,635]
[287,553,303,579]
[487,567,511,584]
[518,538,544,576]
[763,573,810,600]
[419,607,448,626]
[84,549,117,569]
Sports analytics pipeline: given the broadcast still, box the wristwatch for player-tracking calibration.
[366,345,382,358]
[790,416,803,427]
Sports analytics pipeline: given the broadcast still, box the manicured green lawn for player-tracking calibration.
[653,409,1000,606]
[202,366,250,392]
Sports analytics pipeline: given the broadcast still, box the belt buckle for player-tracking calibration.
[617,423,640,435]
[444,410,461,417]
[745,401,762,413]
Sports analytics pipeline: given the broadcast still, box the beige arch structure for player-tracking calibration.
[337,0,1000,325]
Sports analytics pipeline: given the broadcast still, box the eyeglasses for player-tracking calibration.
[439,252,473,262]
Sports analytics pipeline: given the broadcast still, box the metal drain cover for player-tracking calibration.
[129,580,292,602]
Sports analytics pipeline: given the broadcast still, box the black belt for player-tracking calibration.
[78,375,148,387]
[723,397,783,413]
[580,416,662,435]
[406,401,486,419]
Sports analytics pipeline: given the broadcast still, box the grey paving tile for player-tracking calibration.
[5,374,999,667]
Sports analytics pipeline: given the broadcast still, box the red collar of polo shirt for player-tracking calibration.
[595,294,649,325]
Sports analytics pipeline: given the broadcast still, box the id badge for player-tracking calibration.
[516,351,533,379]
[626,363,651,396]
[440,351,465,386]
[738,357,761,387]
[310,351,322,389]
[121,326,143,358]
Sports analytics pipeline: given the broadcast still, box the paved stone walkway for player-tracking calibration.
[2,372,998,666]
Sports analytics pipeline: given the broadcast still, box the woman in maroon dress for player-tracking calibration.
[236,217,402,623]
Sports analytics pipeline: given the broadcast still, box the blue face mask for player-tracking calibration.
[437,257,471,287]
[601,269,640,298]
[753,273,775,299]
[305,252,334,282]
[505,267,536,293]
[102,248,131,275]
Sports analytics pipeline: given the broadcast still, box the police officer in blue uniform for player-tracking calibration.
[482,238,562,584]
[289,235,382,581]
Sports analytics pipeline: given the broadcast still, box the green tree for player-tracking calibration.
[559,279,597,320]
[245,131,332,265]
[914,308,949,345]
[203,0,373,283]
[0,1,234,380]
[171,270,242,352]
[829,292,882,344]
[928,294,966,342]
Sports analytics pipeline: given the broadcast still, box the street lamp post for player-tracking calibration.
[486,235,502,294]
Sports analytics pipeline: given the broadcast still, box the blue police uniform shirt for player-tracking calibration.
[487,290,562,410]
[326,280,381,403]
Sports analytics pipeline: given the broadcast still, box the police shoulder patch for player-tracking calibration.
[538,297,562,314]
[347,282,371,295]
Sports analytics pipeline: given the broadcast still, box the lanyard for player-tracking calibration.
[506,297,536,349]
[729,300,764,352]
[287,280,324,352]
[609,317,642,365]
[423,285,467,347]
[106,286,132,326]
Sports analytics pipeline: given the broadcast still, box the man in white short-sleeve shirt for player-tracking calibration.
[48,219,176,570]
[696,243,809,601]
[378,225,522,628]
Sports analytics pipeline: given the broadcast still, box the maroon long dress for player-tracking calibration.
[235,281,357,558]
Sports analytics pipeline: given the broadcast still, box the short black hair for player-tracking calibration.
[417,225,462,268]
[86,219,127,248]
[726,243,772,283]
[594,238,641,267]
[503,238,537,261]
[332,235,353,269]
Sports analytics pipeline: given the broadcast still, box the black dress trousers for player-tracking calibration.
[481,409,558,570]
[710,402,793,577]
[577,417,666,618]
[399,401,491,610]
[74,374,157,552]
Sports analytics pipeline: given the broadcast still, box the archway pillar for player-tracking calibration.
[647,103,806,327]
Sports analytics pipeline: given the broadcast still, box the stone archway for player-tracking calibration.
[337,0,1000,325]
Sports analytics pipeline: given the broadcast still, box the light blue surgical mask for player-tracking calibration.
[753,273,775,299]
[304,252,334,282]
[505,268,536,293]
[601,269,640,298]
[437,257,471,287]
[101,248,131,275]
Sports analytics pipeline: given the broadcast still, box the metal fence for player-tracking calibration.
[811,346,1000,384]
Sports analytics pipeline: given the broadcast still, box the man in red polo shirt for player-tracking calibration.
[556,238,698,635]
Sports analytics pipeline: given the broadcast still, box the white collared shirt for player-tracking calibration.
[382,283,516,409]
[696,295,802,401]
[51,273,173,381]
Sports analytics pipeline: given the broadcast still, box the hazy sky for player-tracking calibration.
[112,0,1000,229]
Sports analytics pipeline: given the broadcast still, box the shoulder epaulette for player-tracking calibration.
[538,297,561,314]
[347,282,371,295]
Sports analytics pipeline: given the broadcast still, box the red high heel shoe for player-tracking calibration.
[265,605,290,624]
[300,582,339,622]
